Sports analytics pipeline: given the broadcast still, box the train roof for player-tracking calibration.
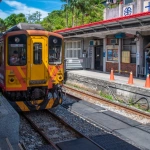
[0,23,45,36]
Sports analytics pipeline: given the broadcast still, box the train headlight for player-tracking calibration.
[57,74,63,82]
[9,77,15,84]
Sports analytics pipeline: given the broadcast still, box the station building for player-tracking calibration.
[55,0,150,78]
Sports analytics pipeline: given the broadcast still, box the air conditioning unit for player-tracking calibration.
[123,0,133,5]
[89,40,96,46]
[110,39,117,45]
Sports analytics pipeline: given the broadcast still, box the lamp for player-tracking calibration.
[134,35,139,42]
[106,0,111,5]
[136,31,142,37]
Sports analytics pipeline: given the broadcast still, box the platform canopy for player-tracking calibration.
[55,12,150,38]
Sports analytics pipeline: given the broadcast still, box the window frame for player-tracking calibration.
[65,40,81,58]
[8,34,27,66]
[33,42,42,65]
[0,41,3,66]
[107,49,118,61]
[48,36,62,65]
[122,38,136,64]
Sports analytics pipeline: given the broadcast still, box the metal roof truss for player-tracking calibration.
[61,15,150,38]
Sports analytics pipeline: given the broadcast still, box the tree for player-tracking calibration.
[0,18,6,32]
[4,13,27,29]
[4,14,17,29]
[26,11,42,23]
[41,10,65,31]
[0,0,105,32]
[15,13,27,24]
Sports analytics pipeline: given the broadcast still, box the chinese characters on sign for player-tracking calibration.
[123,5,133,16]
[143,1,150,12]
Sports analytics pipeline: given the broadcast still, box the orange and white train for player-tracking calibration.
[0,23,64,111]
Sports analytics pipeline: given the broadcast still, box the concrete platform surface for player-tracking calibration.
[79,100,107,111]
[87,112,130,131]
[68,102,100,115]
[137,124,150,134]
[103,111,141,127]
[91,134,140,150]
[57,138,101,150]
[115,127,150,150]
[64,99,150,150]
[67,70,146,88]
[0,138,21,150]
[0,95,20,146]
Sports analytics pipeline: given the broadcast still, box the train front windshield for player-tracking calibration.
[8,34,27,66]
[49,36,62,64]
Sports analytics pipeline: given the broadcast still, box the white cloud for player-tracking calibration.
[1,0,49,19]
[0,9,8,19]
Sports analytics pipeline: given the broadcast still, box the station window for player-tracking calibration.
[107,49,118,61]
[33,43,42,64]
[122,38,136,64]
[65,41,81,58]
[8,34,27,66]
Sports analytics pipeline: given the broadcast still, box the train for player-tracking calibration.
[0,23,64,111]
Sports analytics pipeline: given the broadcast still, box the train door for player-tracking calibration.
[28,36,47,84]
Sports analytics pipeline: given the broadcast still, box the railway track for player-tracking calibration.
[62,84,150,123]
[22,110,105,150]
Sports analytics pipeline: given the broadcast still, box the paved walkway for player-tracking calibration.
[64,99,150,150]
[67,70,148,89]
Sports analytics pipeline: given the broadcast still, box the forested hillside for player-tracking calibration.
[0,0,106,32]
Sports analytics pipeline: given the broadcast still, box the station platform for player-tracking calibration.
[0,95,20,149]
[66,70,146,88]
[65,70,150,102]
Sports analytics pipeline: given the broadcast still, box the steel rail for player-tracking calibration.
[63,85,150,120]
[22,113,59,150]
[47,110,106,150]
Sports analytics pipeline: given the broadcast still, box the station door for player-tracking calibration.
[95,46,103,71]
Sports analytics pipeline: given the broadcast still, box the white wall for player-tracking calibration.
[104,0,141,20]
[84,37,95,69]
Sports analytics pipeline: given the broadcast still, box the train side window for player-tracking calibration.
[0,46,2,66]
[33,43,42,64]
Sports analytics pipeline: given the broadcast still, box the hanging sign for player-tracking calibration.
[143,1,150,12]
[123,5,133,16]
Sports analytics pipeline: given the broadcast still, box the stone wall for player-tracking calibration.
[66,72,150,103]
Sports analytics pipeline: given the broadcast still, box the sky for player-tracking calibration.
[0,0,65,20]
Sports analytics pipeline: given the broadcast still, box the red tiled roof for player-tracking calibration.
[54,12,150,33]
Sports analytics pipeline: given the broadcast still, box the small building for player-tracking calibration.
[55,0,150,78]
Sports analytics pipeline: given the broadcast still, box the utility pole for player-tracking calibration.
[38,11,42,22]
[26,11,31,23]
